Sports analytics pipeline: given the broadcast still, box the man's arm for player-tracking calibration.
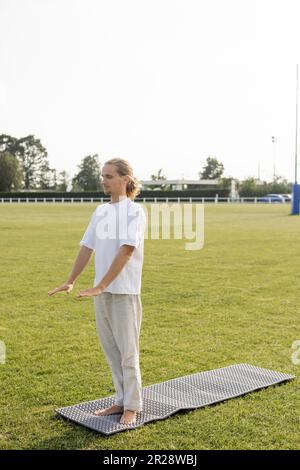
[96,244,135,291]
[66,245,94,284]
[48,245,93,296]
[76,244,135,298]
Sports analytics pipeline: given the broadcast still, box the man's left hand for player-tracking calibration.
[76,286,103,299]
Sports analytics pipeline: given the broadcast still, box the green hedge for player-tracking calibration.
[0,189,230,198]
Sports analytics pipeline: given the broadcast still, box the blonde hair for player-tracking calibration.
[104,158,141,200]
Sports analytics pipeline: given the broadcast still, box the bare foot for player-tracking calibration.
[120,409,137,425]
[94,404,123,416]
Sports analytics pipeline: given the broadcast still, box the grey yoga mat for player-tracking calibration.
[56,363,295,435]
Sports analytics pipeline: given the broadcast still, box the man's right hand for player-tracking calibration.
[48,283,74,296]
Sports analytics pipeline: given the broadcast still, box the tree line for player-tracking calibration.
[0,133,293,195]
[0,134,102,192]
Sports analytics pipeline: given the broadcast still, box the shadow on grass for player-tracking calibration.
[26,409,196,450]
[26,414,113,450]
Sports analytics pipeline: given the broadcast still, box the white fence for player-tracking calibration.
[0,196,291,204]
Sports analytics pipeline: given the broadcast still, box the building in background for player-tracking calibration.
[140,179,219,191]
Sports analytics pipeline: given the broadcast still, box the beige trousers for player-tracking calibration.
[93,292,143,411]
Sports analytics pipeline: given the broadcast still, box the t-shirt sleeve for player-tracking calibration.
[79,210,96,251]
[119,206,146,249]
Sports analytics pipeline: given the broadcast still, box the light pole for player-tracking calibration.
[291,64,300,215]
[272,136,277,182]
[295,64,298,184]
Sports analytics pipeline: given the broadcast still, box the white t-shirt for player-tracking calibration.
[79,197,146,294]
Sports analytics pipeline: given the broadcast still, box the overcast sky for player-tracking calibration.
[1,0,300,183]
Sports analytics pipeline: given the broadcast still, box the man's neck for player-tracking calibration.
[109,194,128,204]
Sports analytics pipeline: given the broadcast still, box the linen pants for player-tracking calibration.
[93,292,143,412]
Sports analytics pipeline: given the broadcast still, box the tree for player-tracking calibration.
[147,168,169,190]
[239,177,266,197]
[72,154,102,191]
[0,134,52,189]
[267,176,292,194]
[239,175,292,197]
[150,168,166,181]
[38,161,57,190]
[17,135,49,189]
[0,151,23,192]
[0,134,21,155]
[218,177,233,190]
[199,156,224,180]
[57,171,71,191]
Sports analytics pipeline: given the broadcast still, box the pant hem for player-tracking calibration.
[123,405,143,412]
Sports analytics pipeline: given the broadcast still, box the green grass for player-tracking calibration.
[0,202,299,450]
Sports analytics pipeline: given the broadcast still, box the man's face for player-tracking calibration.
[101,164,128,196]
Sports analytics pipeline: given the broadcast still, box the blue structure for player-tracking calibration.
[291,66,299,215]
[291,183,300,215]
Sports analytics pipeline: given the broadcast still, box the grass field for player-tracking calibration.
[0,202,300,450]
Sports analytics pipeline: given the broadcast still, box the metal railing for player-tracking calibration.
[0,196,291,204]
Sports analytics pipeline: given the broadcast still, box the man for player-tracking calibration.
[48,158,146,426]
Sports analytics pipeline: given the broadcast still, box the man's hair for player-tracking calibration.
[104,158,141,200]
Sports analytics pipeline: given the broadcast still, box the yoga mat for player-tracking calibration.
[56,363,295,435]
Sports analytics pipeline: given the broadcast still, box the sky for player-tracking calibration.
[1,0,300,183]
